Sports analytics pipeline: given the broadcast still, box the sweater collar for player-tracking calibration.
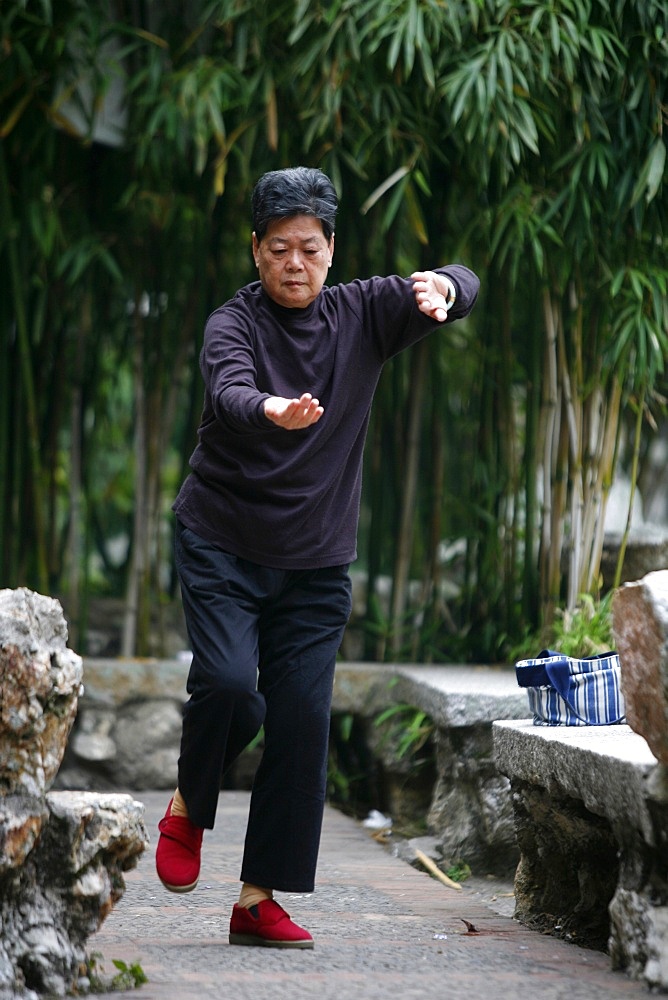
[260,286,322,322]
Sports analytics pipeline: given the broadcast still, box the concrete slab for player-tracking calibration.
[392,665,528,727]
[493,720,658,841]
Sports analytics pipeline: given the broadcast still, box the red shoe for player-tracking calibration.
[229,900,314,949]
[155,798,203,892]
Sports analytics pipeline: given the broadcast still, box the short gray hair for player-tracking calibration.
[251,167,338,241]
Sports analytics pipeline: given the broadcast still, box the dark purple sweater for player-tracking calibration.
[173,265,479,569]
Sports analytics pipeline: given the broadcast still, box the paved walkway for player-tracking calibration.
[88,791,649,1000]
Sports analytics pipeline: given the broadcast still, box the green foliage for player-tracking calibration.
[550,592,615,657]
[446,860,471,883]
[327,712,372,811]
[1,0,667,661]
[110,959,148,990]
[374,702,434,762]
[607,265,668,391]
[245,725,265,752]
[86,952,148,992]
[510,591,614,662]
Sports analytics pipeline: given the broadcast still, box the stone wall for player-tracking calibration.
[58,657,529,877]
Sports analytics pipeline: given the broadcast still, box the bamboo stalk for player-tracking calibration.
[579,387,603,595]
[613,384,645,590]
[0,141,48,590]
[391,339,429,657]
[122,297,148,658]
[539,289,560,626]
[414,849,462,890]
[556,312,583,610]
[587,379,622,591]
[522,282,541,624]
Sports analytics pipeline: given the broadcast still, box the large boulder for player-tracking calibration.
[612,570,668,765]
[0,588,83,796]
[0,589,148,998]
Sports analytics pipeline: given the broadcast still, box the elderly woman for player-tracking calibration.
[156,166,480,948]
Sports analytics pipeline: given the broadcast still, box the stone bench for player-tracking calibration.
[490,572,668,992]
[332,663,529,873]
[493,718,668,991]
[61,659,528,875]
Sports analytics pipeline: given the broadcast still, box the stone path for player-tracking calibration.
[87,791,649,1000]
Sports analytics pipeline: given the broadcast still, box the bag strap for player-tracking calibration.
[515,649,561,688]
[543,657,589,722]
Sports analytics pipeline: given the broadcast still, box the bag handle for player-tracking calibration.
[543,655,625,726]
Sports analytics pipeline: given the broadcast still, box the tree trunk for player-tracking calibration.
[0,143,48,591]
[538,289,561,628]
[121,302,148,658]
[390,338,429,658]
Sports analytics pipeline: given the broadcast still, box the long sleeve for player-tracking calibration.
[173,262,480,569]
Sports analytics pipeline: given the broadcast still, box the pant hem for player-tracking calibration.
[240,872,316,895]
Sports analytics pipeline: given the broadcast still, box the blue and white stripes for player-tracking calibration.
[515,649,626,726]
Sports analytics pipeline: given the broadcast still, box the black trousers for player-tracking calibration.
[174,520,352,893]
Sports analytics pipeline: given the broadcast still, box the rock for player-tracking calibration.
[609,888,668,989]
[0,588,83,797]
[0,795,48,875]
[426,726,517,875]
[612,570,668,765]
[63,699,182,791]
[53,658,189,792]
[0,589,149,997]
[111,700,182,788]
[392,834,441,866]
[1,791,147,997]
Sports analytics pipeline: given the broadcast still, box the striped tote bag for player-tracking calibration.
[515,649,626,726]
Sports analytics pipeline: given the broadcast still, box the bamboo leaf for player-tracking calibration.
[360,165,410,215]
[610,269,625,297]
[645,138,666,203]
[130,26,169,49]
[380,176,408,233]
[631,138,666,206]
[629,270,643,299]
[404,181,428,245]
[0,90,33,138]
[419,41,435,89]
[388,23,403,72]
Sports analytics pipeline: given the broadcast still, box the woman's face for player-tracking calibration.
[252,214,334,309]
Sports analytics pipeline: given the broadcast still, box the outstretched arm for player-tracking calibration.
[264,392,324,430]
[410,270,458,323]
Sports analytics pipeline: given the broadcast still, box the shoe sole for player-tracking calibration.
[159,877,199,893]
[228,933,314,949]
